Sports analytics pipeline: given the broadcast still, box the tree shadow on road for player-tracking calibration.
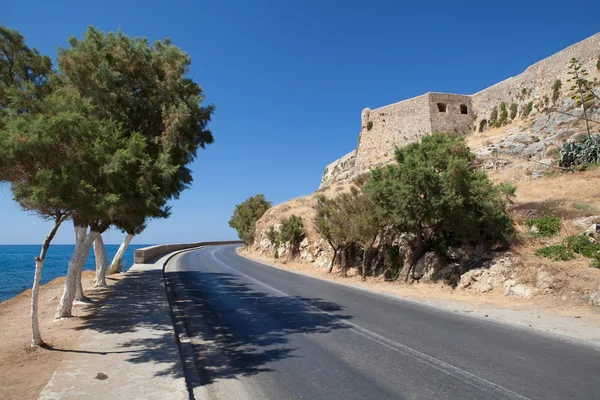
[165,269,353,389]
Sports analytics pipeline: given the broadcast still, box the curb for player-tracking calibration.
[162,246,207,400]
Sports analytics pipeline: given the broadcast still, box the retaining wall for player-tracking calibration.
[134,241,244,264]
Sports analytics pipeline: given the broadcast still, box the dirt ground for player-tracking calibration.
[239,248,600,346]
[0,271,124,400]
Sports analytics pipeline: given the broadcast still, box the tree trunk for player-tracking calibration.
[55,225,97,319]
[31,217,64,347]
[328,243,338,274]
[107,233,134,274]
[340,246,348,277]
[360,249,368,280]
[397,234,424,283]
[93,234,109,288]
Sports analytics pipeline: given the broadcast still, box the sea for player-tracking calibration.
[0,244,151,302]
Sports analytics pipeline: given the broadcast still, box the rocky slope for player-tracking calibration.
[249,99,600,310]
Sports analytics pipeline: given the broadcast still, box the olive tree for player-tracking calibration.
[365,133,514,282]
[229,194,272,245]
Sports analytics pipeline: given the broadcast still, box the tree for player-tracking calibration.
[0,25,63,346]
[346,188,381,279]
[279,215,304,258]
[229,194,271,245]
[52,27,214,316]
[106,222,147,276]
[365,132,513,282]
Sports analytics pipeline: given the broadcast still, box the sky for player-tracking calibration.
[1,0,599,245]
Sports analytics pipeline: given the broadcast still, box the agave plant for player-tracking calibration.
[559,134,600,168]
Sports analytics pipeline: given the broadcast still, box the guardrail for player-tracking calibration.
[134,240,244,264]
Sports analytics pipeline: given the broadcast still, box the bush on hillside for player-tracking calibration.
[229,194,271,245]
[524,216,561,237]
[365,132,514,281]
[279,214,304,256]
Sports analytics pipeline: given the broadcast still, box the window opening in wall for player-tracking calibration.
[437,103,447,112]
[479,119,488,133]
[460,104,468,114]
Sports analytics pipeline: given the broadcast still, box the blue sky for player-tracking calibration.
[1,0,598,245]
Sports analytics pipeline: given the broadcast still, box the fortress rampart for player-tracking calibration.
[320,33,600,188]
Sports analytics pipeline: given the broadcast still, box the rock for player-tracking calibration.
[503,279,536,298]
[529,225,540,234]
[536,268,555,292]
[458,269,483,289]
[313,254,331,269]
[412,252,442,282]
[300,237,310,249]
[587,292,600,307]
[584,224,600,240]
[573,216,600,229]
[471,281,493,293]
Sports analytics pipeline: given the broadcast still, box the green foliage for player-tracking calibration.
[567,57,597,139]
[524,216,561,237]
[229,194,271,245]
[367,121,373,131]
[565,235,600,259]
[57,27,215,228]
[537,234,600,267]
[509,103,518,120]
[365,133,514,259]
[279,215,304,252]
[535,245,575,261]
[498,102,508,126]
[498,182,517,205]
[266,226,278,245]
[597,56,600,71]
[558,134,600,168]
[521,102,533,117]
[489,107,498,127]
[552,79,562,103]
[385,245,401,280]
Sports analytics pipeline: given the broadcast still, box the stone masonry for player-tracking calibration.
[320,32,600,187]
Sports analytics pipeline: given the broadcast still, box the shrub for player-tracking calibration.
[365,132,514,281]
[498,102,508,126]
[229,194,271,245]
[524,216,561,237]
[565,234,600,259]
[489,107,499,127]
[367,121,373,131]
[597,55,600,71]
[498,181,517,204]
[385,245,402,281]
[266,225,278,245]
[559,134,600,168]
[279,214,304,254]
[509,103,518,120]
[552,79,562,103]
[536,245,575,261]
[521,102,533,117]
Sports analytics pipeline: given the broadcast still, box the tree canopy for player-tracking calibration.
[229,194,272,245]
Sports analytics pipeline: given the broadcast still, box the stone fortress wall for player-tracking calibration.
[320,32,600,188]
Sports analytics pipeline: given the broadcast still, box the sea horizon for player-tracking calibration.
[0,244,153,302]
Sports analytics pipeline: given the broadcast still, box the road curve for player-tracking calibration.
[165,244,600,400]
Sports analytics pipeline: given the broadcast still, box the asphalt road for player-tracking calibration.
[165,244,600,400]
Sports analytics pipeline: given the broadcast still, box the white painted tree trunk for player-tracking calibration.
[31,258,45,346]
[32,217,64,346]
[93,234,109,288]
[107,233,134,274]
[55,226,97,319]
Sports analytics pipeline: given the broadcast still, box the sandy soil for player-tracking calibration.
[239,249,600,347]
[0,271,124,400]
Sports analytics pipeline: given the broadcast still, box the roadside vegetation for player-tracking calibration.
[229,194,272,245]
[0,25,214,346]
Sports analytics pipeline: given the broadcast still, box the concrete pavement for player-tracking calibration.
[39,254,188,400]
